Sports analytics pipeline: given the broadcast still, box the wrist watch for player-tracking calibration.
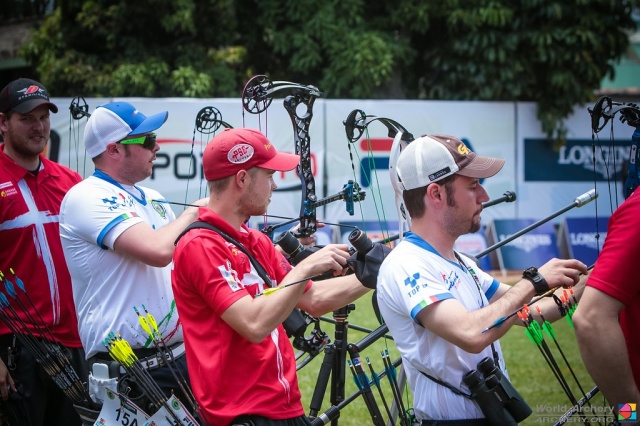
[522,266,549,295]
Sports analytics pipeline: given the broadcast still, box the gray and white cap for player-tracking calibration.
[396,135,505,191]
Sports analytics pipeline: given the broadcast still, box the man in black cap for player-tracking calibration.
[0,78,86,425]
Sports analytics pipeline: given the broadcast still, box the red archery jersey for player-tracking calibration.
[172,208,307,426]
[587,189,640,388]
[0,145,82,347]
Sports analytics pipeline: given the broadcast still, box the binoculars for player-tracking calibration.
[462,357,532,425]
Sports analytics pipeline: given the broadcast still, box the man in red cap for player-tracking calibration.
[0,78,86,425]
[172,128,375,426]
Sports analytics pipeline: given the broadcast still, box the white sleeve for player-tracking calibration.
[60,179,144,250]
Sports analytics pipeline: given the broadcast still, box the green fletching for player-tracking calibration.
[542,321,556,340]
[530,321,544,343]
[566,314,575,329]
[525,327,539,345]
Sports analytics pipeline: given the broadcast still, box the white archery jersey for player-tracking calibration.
[60,174,182,358]
[377,232,508,421]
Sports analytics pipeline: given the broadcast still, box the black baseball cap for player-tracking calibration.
[0,78,58,114]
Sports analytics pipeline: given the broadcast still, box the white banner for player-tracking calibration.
[48,97,632,235]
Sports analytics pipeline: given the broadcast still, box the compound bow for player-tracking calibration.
[242,75,365,238]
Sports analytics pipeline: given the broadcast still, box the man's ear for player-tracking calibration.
[105,143,121,156]
[235,170,249,187]
[426,183,443,202]
[0,113,8,132]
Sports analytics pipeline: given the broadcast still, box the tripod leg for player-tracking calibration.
[309,345,335,418]
[387,364,408,426]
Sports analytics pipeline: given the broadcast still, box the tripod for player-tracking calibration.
[307,302,406,426]
[308,304,354,424]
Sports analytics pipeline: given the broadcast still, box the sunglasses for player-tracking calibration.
[117,133,157,150]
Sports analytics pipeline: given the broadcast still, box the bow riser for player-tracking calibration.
[283,92,319,237]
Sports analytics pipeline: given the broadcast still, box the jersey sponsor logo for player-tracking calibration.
[218,260,241,292]
[404,272,427,297]
[404,272,420,288]
[119,192,134,207]
[102,193,134,210]
[0,181,17,197]
[443,269,461,290]
[151,200,167,218]
[0,186,17,198]
[102,196,118,205]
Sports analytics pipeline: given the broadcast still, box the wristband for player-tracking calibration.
[522,266,549,295]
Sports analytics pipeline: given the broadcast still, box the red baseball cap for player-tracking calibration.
[203,128,300,181]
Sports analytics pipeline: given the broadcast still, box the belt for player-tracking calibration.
[138,342,186,370]
[90,342,186,373]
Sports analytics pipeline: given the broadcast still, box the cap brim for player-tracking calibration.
[128,111,168,136]
[259,152,300,172]
[13,99,58,114]
[457,156,505,179]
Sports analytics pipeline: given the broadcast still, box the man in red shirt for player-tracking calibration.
[0,78,86,425]
[172,128,373,426]
[574,190,640,408]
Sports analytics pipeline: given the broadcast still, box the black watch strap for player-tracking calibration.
[522,266,549,295]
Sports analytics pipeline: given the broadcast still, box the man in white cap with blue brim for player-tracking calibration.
[59,101,205,415]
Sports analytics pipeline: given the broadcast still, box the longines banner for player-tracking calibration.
[47,97,634,241]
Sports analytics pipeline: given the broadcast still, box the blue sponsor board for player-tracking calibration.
[558,217,609,266]
[524,139,631,181]
[487,219,559,271]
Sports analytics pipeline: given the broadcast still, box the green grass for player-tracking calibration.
[297,292,606,425]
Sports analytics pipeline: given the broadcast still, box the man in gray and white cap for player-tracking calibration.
[376,135,588,425]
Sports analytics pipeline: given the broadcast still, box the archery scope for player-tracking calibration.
[275,230,307,261]
[348,228,374,254]
[462,357,532,425]
[275,231,336,281]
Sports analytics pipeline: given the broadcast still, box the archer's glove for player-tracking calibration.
[346,243,392,289]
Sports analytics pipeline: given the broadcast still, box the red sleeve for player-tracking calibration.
[173,231,250,317]
[587,192,640,303]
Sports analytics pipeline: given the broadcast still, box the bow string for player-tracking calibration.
[184,106,234,205]
[68,97,91,177]
[342,109,415,243]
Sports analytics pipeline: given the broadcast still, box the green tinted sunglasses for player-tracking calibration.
[118,133,157,150]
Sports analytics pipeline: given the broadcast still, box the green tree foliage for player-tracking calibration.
[21,0,639,140]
